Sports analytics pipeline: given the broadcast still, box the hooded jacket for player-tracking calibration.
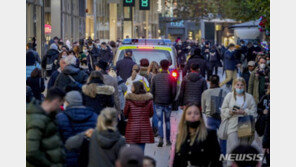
[82,83,115,115]
[26,99,65,167]
[179,72,208,106]
[124,93,154,144]
[54,65,88,92]
[41,48,60,76]
[56,106,97,167]
[88,129,126,167]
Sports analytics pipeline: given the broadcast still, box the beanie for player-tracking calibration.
[65,91,83,106]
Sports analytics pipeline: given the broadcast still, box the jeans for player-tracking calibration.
[152,104,158,130]
[155,104,172,141]
[207,117,227,155]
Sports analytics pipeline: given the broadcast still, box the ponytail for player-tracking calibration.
[131,64,140,80]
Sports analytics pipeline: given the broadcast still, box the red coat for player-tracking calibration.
[124,93,154,144]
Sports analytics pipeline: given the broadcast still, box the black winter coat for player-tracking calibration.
[183,55,207,77]
[26,77,45,100]
[242,68,252,90]
[82,83,115,115]
[173,129,222,167]
[98,48,113,64]
[256,94,270,149]
[151,71,177,105]
[116,57,136,82]
[41,49,60,77]
[47,69,61,89]
[54,65,88,92]
[179,72,208,107]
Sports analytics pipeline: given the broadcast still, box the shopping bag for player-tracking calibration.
[237,115,255,138]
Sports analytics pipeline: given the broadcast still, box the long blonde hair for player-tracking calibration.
[147,61,159,75]
[176,103,207,153]
[232,77,247,101]
[96,107,118,132]
[131,64,140,80]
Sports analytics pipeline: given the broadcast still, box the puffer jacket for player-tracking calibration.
[82,83,115,115]
[124,93,154,144]
[151,71,177,106]
[179,72,208,106]
[56,106,97,167]
[54,65,88,92]
[26,99,65,167]
[41,48,60,77]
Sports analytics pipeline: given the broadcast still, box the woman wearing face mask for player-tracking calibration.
[221,77,257,166]
[173,103,222,167]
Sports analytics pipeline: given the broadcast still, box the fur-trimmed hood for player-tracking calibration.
[125,93,153,101]
[82,83,115,98]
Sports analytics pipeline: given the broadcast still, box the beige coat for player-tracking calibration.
[221,92,257,135]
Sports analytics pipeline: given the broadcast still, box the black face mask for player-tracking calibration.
[186,120,200,129]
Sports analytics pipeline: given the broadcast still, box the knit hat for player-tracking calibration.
[118,145,144,167]
[26,51,36,66]
[65,91,82,106]
[50,43,59,51]
[96,60,108,71]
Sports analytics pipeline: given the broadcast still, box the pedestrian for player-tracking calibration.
[183,48,207,78]
[219,44,241,87]
[248,57,270,104]
[82,71,115,115]
[173,103,222,167]
[201,75,227,154]
[241,61,256,90]
[209,45,221,76]
[179,63,208,108]
[26,51,41,80]
[26,87,66,167]
[202,41,212,79]
[26,68,45,101]
[88,107,126,167]
[95,60,121,112]
[109,41,117,56]
[143,156,156,167]
[54,55,88,92]
[230,145,261,167]
[139,58,150,80]
[116,49,136,82]
[27,42,41,64]
[41,43,60,77]
[47,57,67,89]
[98,42,114,64]
[125,64,150,94]
[151,59,177,147]
[115,145,144,167]
[87,40,100,71]
[220,77,258,166]
[124,81,154,151]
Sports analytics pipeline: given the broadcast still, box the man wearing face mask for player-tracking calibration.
[241,61,256,90]
[47,57,67,89]
[248,57,270,104]
[98,42,114,65]
[87,40,99,71]
[26,87,66,167]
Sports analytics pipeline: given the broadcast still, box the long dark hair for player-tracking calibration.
[132,81,146,94]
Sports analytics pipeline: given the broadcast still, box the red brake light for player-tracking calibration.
[171,70,178,79]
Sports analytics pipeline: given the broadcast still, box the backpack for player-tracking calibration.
[209,89,224,120]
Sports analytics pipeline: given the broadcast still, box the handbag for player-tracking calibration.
[217,118,229,140]
[210,89,224,120]
[237,115,255,138]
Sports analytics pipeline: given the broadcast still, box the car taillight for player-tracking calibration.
[171,70,178,79]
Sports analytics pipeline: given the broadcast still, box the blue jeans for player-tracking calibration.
[152,104,158,130]
[207,117,227,155]
[155,104,172,141]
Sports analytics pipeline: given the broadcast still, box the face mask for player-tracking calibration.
[186,120,200,129]
[260,64,266,69]
[83,49,87,53]
[236,88,244,94]
[62,55,67,58]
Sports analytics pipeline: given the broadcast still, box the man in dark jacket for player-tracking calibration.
[151,59,177,147]
[87,40,100,71]
[241,61,255,90]
[98,42,114,64]
[54,55,88,92]
[47,57,67,89]
[183,48,206,77]
[56,91,98,167]
[116,49,136,82]
[179,63,208,107]
[41,43,60,77]
[26,87,66,167]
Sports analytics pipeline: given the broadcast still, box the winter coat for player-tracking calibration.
[82,83,115,115]
[116,57,136,82]
[27,49,41,63]
[41,48,60,77]
[256,94,270,149]
[56,106,97,167]
[26,77,45,100]
[124,93,154,144]
[221,92,257,136]
[248,67,270,104]
[117,76,127,110]
[98,48,113,64]
[224,50,239,71]
[26,63,41,80]
[183,54,207,77]
[151,71,177,106]
[26,100,65,167]
[125,74,150,94]
[242,68,252,90]
[173,129,222,167]
[179,72,208,107]
[47,68,61,89]
[54,65,88,92]
[88,129,126,167]
[26,86,34,103]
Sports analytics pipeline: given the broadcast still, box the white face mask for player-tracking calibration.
[260,64,266,69]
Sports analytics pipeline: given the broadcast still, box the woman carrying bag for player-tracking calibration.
[219,77,258,166]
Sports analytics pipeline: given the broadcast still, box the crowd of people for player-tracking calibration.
[26,36,270,167]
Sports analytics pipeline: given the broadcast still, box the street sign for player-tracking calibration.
[139,0,150,10]
[123,0,135,7]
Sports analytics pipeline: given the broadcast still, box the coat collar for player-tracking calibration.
[125,93,153,101]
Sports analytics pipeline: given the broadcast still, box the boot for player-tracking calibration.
[157,137,163,147]
[166,140,172,146]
